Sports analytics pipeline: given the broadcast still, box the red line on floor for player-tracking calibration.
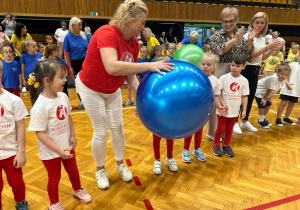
[133,176,141,186]
[143,199,153,210]
[125,159,132,167]
[245,194,300,210]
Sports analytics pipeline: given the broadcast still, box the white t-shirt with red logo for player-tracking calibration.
[80,24,139,94]
[0,89,28,160]
[217,73,249,118]
[208,74,221,95]
[255,74,285,99]
[28,92,72,160]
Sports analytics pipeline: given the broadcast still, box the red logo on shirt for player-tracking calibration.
[56,105,67,120]
[230,82,240,92]
[0,107,4,118]
[120,52,134,63]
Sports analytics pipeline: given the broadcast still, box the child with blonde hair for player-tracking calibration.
[167,43,176,60]
[150,45,163,62]
[136,46,150,82]
[203,44,211,53]
[287,43,299,64]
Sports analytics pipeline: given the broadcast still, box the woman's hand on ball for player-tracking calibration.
[149,60,174,75]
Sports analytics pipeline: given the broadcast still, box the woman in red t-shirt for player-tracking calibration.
[75,0,173,190]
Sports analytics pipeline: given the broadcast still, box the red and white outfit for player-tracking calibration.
[0,89,28,208]
[214,73,249,146]
[75,25,139,167]
[28,92,81,204]
[184,75,220,150]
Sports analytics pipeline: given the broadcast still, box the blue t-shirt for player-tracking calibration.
[63,32,88,60]
[57,57,67,66]
[137,57,151,78]
[181,38,203,48]
[151,57,156,62]
[1,60,22,89]
[20,52,43,80]
[167,55,173,60]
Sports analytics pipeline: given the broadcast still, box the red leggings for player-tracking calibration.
[0,156,25,209]
[153,134,174,160]
[4,88,20,97]
[42,150,81,204]
[184,128,203,151]
[214,115,238,146]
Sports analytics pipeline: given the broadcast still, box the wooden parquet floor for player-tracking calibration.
[2,87,300,210]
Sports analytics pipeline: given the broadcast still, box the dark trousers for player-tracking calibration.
[238,65,259,121]
[71,57,85,101]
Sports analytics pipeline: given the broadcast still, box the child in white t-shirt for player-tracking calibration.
[255,65,291,128]
[212,54,249,157]
[27,59,91,209]
[0,62,29,210]
[276,54,300,126]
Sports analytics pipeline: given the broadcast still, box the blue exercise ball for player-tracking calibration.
[136,60,214,139]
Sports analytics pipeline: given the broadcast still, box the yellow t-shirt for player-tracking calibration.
[287,53,299,62]
[263,55,280,72]
[277,51,284,62]
[163,50,169,56]
[147,37,160,50]
[288,48,300,55]
[11,33,32,57]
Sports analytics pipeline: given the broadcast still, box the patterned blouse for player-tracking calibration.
[210,28,253,63]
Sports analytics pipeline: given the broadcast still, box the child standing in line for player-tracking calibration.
[287,43,299,64]
[276,54,300,127]
[20,39,43,89]
[37,42,45,55]
[212,54,249,157]
[182,53,226,163]
[44,35,54,58]
[0,62,29,210]
[1,46,22,96]
[255,65,291,128]
[150,45,163,62]
[27,60,92,210]
[136,46,150,82]
[261,49,280,78]
[167,43,176,60]
[203,44,211,53]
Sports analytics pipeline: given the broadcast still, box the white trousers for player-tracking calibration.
[75,75,125,167]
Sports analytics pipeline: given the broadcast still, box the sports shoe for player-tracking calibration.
[153,160,162,175]
[240,122,257,132]
[276,118,283,127]
[48,202,63,210]
[124,100,131,106]
[283,117,296,126]
[15,199,29,210]
[95,169,109,190]
[257,120,269,129]
[222,146,234,157]
[166,158,178,172]
[133,100,136,106]
[264,119,272,126]
[233,123,242,135]
[73,188,92,204]
[116,164,133,182]
[192,148,207,161]
[211,145,222,157]
[77,101,84,109]
[182,149,191,163]
[21,87,26,93]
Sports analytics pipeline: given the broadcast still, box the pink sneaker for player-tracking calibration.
[48,202,64,210]
[73,188,92,204]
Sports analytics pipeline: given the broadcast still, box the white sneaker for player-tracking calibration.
[233,123,242,135]
[116,164,133,182]
[124,100,131,106]
[21,87,27,93]
[95,169,109,190]
[206,134,214,141]
[240,122,257,132]
[166,158,178,172]
[153,160,162,175]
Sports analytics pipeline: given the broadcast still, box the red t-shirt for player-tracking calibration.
[79,25,139,94]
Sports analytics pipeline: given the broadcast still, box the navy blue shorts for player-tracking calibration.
[279,94,299,103]
[255,97,272,109]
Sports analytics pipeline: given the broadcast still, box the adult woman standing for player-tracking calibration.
[75,0,173,190]
[11,22,32,62]
[207,7,254,140]
[64,17,88,109]
[1,13,16,40]
[143,27,160,50]
[159,31,167,45]
[234,12,280,134]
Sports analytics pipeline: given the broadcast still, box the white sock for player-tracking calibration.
[259,115,264,122]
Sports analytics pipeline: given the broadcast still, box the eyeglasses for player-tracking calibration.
[222,19,236,25]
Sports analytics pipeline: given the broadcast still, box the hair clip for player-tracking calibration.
[129,2,135,7]
[34,82,40,88]
[39,57,46,62]
[27,73,40,88]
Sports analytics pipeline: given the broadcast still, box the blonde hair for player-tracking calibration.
[140,46,148,52]
[168,43,176,50]
[201,52,219,73]
[278,64,291,74]
[110,0,148,31]
[291,43,299,49]
[155,55,171,62]
[84,26,92,35]
[21,39,36,54]
[189,31,199,40]
[69,17,86,39]
[220,7,239,20]
[248,12,268,37]
[2,46,13,55]
[144,27,153,40]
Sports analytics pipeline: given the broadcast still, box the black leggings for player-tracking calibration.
[71,57,85,101]
[238,65,259,121]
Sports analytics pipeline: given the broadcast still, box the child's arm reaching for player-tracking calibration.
[14,119,26,168]
[36,131,74,159]
[69,116,76,150]
[261,89,273,106]
[241,95,248,119]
